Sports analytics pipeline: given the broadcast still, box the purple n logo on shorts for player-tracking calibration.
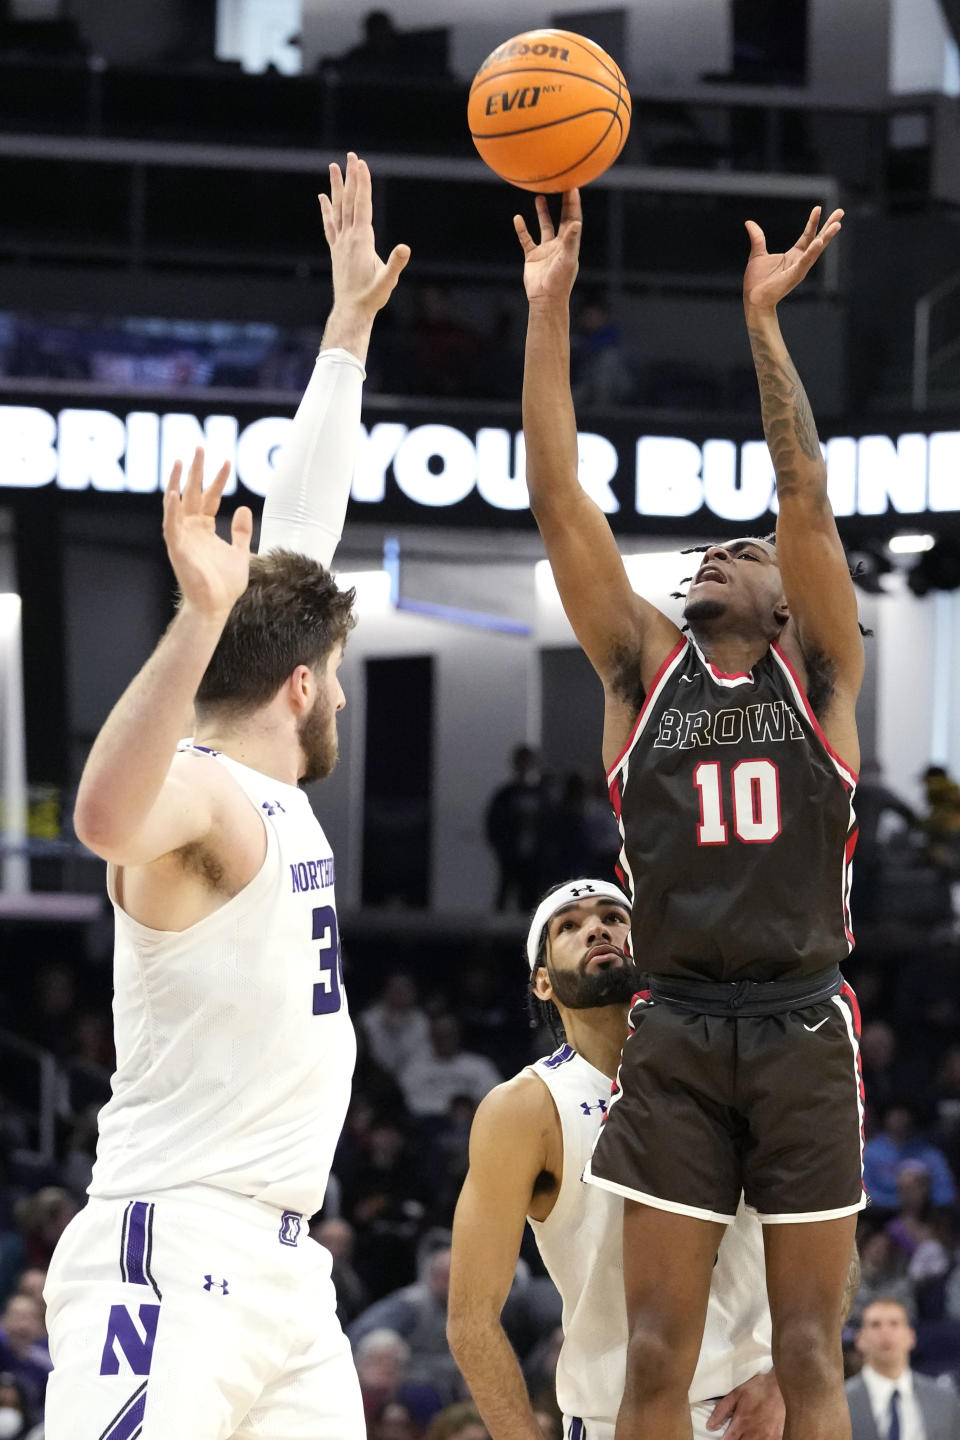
[99,1303,161,1376]
[279,1211,301,1246]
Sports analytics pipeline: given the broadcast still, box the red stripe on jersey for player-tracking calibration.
[770,643,859,785]
[605,639,687,782]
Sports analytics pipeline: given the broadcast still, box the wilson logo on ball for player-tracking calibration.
[468,28,631,193]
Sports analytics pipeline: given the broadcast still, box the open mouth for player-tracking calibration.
[694,565,727,585]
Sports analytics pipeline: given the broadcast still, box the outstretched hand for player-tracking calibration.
[514,190,582,304]
[743,205,843,312]
[319,151,410,319]
[162,447,252,619]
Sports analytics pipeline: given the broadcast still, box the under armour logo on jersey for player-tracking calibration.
[581,1098,608,1116]
[203,1276,229,1294]
[279,1212,302,1247]
[568,884,596,897]
[262,800,286,816]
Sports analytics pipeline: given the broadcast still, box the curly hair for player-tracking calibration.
[192,549,356,721]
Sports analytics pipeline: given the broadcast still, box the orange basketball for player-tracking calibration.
[468,29,631,193]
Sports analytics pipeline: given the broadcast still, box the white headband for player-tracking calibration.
[526,879,633,972]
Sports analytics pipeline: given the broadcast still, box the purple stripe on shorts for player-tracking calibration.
[103,1390,146,1440]
[97,1382,147,1440]
[125,1202,148,1287]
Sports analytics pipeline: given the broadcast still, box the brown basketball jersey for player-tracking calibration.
[608,637,857,982]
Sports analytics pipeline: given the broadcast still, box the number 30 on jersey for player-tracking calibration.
[311,905,343,1014]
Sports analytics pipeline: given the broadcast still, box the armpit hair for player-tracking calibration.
[176,840,225,892]
[804,649,837,719]
[608,640,647,713]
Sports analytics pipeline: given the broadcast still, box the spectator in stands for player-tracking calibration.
[0,1371,31,1439]
[350,1247,461,1404]
[934,1044,960,1172]
[10,1278,45,1343]
[851,760,918,922]
[424,1403,488,1440]
[353,1328,442,1431]
[0,1297,49,1418]
[60,1104,99,1199]
[849,1227,917,1326]
[399,1016,501,1121]
[541,773,591,882]
[845,1297,960,1438]
[455,961,521,1076]
[360,975,431,1080]
[423,1096,475,1224]
[484,745,544,911]
[310,1217,370,1327]
[370,1398,422,1440]
[862,1105,957,1214]
[336,11,403,81]
[859,1021,934,1120]
[922,765,960,872]
[337,1116,428,1297]
[886,1161,953,1317]
[11,1191,75,1274]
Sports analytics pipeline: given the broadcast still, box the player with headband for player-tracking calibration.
[448,880,845,1440]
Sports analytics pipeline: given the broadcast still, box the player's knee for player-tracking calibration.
[624,1323,691,1397]
[772,1317,841,1394]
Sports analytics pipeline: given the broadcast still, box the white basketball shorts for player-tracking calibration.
[563,1403,728,1440]
[43,1185,363,1440]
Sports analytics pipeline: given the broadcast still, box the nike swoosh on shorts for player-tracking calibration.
[803,1018,829,1032]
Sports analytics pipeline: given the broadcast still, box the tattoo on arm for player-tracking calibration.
[747,324,824,497]
[841,1244,861,1325]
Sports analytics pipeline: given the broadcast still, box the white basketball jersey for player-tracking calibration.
[526,1045,771,1426]
[89,743,356,1217]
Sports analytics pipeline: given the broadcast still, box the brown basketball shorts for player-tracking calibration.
[583,982,866,1223]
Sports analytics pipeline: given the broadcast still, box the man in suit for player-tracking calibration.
[845,1296,960,1439]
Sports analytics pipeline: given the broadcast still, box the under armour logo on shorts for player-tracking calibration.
[203,1276,229,1294]
[279,1212,302,1247]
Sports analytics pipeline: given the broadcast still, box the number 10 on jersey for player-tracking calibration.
[312,905,343,1014]
[693,760,781,845]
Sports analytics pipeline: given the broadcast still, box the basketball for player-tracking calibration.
[468,29,631,193]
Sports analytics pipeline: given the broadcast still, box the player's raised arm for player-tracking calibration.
[73,450,252,865]
[258,152,410,568]
[517,191,681,704]
[743,207,864,749]
[447,1079,555,1440]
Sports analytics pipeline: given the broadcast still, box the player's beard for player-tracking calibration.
[547,957,642,1010]
[298,697,339,785]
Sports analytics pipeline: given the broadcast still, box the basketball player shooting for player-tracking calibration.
[42,155,408,1440]
[449,879,802,1440]
[516,191,864,1440]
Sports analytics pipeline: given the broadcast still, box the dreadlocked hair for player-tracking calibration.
[671,534,873,637]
